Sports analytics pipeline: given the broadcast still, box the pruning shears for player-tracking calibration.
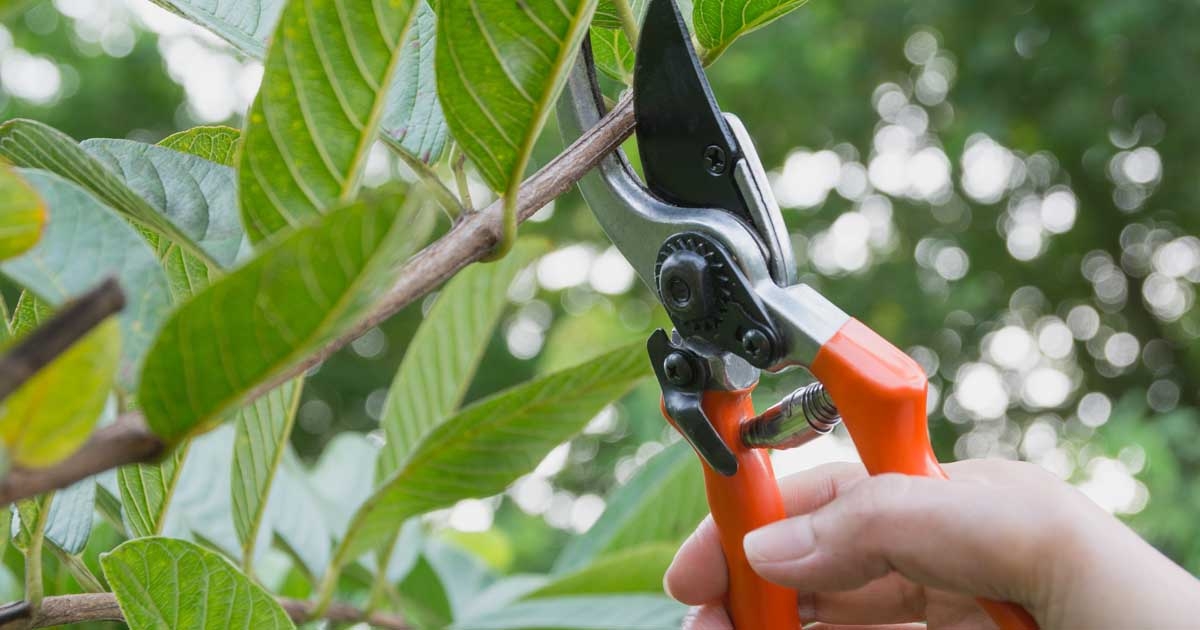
[557,0,1040,628]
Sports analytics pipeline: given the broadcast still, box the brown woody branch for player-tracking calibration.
[0,93,635,505]
[0,278,125,402]
[0,593,410,629]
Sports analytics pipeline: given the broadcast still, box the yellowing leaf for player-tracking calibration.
[159,126,242,166]
[0,318,119,468]
[0,163,45,261]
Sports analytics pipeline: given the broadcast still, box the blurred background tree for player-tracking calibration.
[3,0,1198,589]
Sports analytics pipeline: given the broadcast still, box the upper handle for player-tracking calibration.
[810,318,1040,630]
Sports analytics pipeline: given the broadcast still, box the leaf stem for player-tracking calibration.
[383,137,463,221]
[48,548,105,593]
[23,497,51,609]
[365,533,401,613]
[613,0,640,46]
[310,564,338,619]
[449,145,475,213]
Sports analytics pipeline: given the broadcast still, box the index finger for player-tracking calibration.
[665,461,867,605]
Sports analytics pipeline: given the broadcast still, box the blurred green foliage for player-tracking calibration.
[3,0,1198,592]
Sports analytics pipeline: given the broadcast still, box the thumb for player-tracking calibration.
[742,471,1067,607]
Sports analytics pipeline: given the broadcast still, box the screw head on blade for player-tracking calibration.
[634,0,749,224]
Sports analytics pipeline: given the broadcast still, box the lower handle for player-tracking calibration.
[670,388,798,629]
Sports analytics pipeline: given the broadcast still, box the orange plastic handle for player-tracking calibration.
[663,388,799,630]
[810,318,1039,630]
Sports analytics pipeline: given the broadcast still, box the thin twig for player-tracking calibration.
[0,278,125,403]
[0,414,163,505]
[0,93,636,506]
[3,593,410,629]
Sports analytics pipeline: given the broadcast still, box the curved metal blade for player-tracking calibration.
[634,0,751,225]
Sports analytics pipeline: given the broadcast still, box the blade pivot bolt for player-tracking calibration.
[663,351,695,386]
[703,145,727,175]
[668,277,692,308]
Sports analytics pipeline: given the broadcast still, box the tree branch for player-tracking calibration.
[0,278,125,402]
[0,92,635,506]
[6,593,410,629]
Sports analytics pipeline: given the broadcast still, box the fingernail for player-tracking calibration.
[663,569,676,599]
[744,516,814,564]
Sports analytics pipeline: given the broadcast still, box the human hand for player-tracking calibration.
[666,459,1200,629]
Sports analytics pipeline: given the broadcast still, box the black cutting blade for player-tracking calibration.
[634,0,750,224]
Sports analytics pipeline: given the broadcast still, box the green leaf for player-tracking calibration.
[149,2,448,169]
[0,119,217,269]
[42,398,116,554]
[378,239,541,476]
[436,0,597,251]
[328,342,650,574]
[530,544,676,599]
[382,1,448,164]
[0,163,45,261]
[237,0,422,242]
[425,539,499,615]
[592,0,628,29]
[138,188,434,444]
[8,290,48,335]
[396,553,454,630]
[591,28,635,84]
[268,450,332,578]
[2,170,173,388]
[42,478,96,555]
[308,432,378,539]
[162,425,242,558]
[450,595,685,629]
[0,318,119,468]
[118,447,187,538]
[11,494,48,551]
[159,126,242,167]
[231,379,303,562]
[82,138,245,268]
[693,0,810,63]
[147,0,284,58]
[554,442,705,573]
[101,537,296,630]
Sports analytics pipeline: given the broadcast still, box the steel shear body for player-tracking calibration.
[557,1,1039,628]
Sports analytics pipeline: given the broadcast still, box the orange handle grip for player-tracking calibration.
[811,319,1038,630]
[664,388,798,630]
